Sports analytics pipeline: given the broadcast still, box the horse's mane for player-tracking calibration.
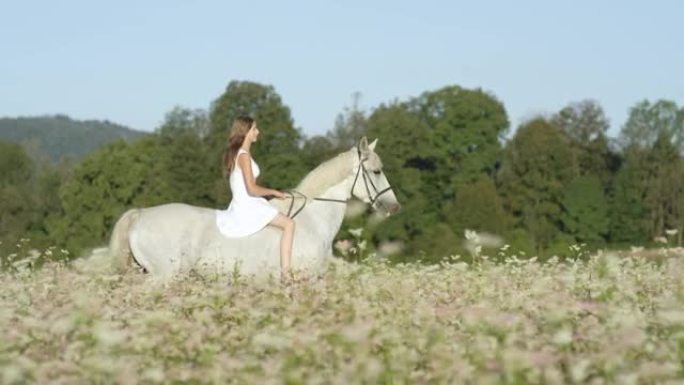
[294,150,353,198]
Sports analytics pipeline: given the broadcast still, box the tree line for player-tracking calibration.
[2,80,683,264]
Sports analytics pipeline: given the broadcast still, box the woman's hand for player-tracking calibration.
[271,190,288,199]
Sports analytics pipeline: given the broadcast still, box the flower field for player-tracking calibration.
[2,250,684,384]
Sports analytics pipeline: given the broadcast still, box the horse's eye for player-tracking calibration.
[373,170,381,175]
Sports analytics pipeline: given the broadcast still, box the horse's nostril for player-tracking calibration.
[390,203,401,214]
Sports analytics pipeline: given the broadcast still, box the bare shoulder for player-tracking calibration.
[236,151,252,170]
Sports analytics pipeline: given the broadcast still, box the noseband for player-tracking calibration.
[284,148,393,218]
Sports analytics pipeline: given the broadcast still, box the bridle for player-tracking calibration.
[284,148,393,218]
[285,148,392,218]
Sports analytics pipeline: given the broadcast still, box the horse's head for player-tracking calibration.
[349,136,401,215]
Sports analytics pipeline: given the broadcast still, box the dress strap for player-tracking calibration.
[232,149,250,173]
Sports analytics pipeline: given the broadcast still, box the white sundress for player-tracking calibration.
[216,148,279,237]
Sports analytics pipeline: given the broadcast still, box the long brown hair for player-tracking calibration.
[222,115,255,175]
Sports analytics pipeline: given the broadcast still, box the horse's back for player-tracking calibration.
[126,202,320,277]
[129,203,215,274]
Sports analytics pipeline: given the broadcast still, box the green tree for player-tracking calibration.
[410,222,460,263]
[619,99,684,151]
[411,86,510,199]
[161,134,216,207]
[608,148,649,245]
[365,103,436,261]
[553,100,609,143]
[27,161,69,248]
[156,107,216,207]
[559,174,609,245]
[642,131,684,239]
[498,118,577,252]
[158,106,210,139]
[0,142,35,257]
[553,100,615,185]
[363,86,510,262]
[0,141,33,186]
[614,100,684,243]
[301,135,336,171]
[444,175,509,244]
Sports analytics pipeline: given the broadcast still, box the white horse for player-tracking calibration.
[108,137,401,278]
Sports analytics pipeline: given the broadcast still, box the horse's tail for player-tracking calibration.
[109,208,141,272]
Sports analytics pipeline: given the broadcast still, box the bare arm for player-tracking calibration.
[237,153,280,197]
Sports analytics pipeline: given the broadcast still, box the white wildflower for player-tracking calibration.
[657,309,684,325]
[142,368,165,382]
[570,359,591,383]
[464,229,478,241]
[252,332,292,350]
[377,241,404,258]
[93,323,127,346]
[552,328,573,346]
[348,227,364,237]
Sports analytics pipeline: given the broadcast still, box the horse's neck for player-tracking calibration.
[294,152,351,197]
[303,177,353,241]
[267,151,354,240]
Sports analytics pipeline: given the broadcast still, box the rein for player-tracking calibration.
[284,148,392,219]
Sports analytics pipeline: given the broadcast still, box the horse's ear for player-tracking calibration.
[358,136,368,152]
[369,138,378,151]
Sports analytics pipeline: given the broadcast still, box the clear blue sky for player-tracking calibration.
[2,0,682,138]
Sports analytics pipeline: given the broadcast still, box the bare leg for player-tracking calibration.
[268,213,295,280]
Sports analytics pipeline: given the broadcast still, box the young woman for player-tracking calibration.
[215,115,296,281]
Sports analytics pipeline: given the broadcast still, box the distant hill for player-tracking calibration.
[0,114,148,162]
